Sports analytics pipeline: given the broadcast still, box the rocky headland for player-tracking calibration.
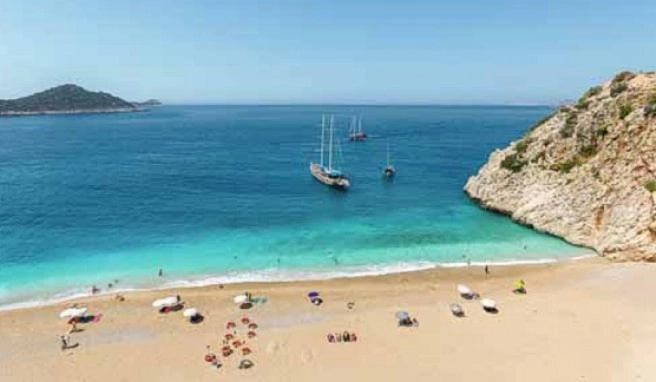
[465,71,656,261]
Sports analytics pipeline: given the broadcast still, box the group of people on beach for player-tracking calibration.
[327,331,357,343]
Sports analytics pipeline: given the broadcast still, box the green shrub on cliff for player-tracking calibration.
[579,143,598,157]
[560,112,577,138]
[583,86,603,98]
[644,93,656,118]
[500,153,527,173]
[515,138,533,154]
[612,71,635,83]
[597,126,609,137]
[645,104,656,118]
[576,99,589,110]
[577,86,602,109]
[559,158,583,173]
[619,103,633,119]
[610,83,628,97]
[645,180,656,193]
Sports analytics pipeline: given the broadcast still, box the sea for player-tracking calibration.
[0,105,593,310]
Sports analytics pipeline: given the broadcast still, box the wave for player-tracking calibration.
[0,254,597,312]
[0,286,141,312]
[156,261,438,290]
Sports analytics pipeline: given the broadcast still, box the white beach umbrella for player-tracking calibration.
[480,298,497,310]
[457,284,473,296]
[183,308,199,318]
[152,296,178,308]
[233,295,248,304]
[59,307,87,319]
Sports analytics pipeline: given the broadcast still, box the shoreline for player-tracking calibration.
[0,107,141,117]
[4,254,654,381]
[0,252,597,313]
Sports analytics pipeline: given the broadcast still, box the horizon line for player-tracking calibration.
[159,102,555,107]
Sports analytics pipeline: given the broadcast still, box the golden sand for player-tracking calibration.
[1,257,653,381]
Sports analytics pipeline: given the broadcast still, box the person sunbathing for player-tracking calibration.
[513,280,527,294]
[238,359,254,369]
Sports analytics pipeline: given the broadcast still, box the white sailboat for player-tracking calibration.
[348,115,367,141]
[310,115,350,190]
[383,143,395,178]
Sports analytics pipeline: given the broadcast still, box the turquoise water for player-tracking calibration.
[0,106,591,309]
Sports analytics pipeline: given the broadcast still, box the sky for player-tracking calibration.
[0,0,655,104]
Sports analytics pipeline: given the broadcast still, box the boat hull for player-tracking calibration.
[383,166,396,178]
[310,163,350,190]
[349,132,367,141]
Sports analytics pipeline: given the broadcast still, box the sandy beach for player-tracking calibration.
[1,257,654,381]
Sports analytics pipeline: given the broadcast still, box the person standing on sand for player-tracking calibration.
[60,335,69,350]
[485,265,490,276]
[68,318,78,333]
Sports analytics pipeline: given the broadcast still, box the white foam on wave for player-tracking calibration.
[157,261,438,290]
[0,286,142,312]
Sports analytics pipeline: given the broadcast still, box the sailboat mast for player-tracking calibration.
[387,143,390,166]
[320,115,325,167]
[328,115,334,171]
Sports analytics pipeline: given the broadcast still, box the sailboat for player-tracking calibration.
[310,115,350,190]
[382,143,396,178]
[348,116,367,141]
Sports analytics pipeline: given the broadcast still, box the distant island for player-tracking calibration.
[0,84,155,116]
[132,99,162,107]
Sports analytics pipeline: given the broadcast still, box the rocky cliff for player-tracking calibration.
[465,71,656,261]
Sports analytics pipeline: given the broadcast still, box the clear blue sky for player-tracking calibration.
[1,0,654,104]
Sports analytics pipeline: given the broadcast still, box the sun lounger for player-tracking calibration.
[449,303,465,317]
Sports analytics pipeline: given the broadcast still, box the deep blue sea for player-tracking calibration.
[0,105,591,309]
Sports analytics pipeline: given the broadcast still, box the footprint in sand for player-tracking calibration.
[301,350,314,363]
[267,341,284,354]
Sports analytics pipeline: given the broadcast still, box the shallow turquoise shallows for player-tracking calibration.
[0,105,591,309]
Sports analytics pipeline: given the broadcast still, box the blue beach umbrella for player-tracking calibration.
[395,311,409,320]
[308,291,320,299]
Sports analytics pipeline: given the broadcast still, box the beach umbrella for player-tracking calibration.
[395,311,410,320]
[457,284,473,296]
[233,295,248,304]
[480,298,497,310]
[152,296,178,308]
[183,308,199,318]
[59,307,87,319]
[308,291,320,299]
